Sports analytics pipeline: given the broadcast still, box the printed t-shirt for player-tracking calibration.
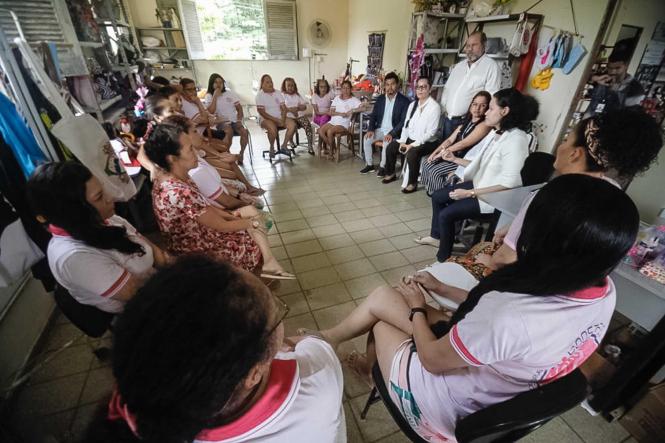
[311,91,334,113]
[329,96,361,128]
[47,215,154,313]
[256,90,285,120]
[194,337,346,443]
[407,280,616,440]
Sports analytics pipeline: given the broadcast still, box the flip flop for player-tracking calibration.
[340,350,374,388]
[260,269,296,280]
[414,236,440,247]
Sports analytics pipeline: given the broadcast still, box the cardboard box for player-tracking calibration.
[619,383,665,443]
[580,352,616,389]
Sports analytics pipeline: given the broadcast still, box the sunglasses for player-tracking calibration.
[266,293,290,337]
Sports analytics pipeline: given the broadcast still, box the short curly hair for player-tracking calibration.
[574,109,663,179]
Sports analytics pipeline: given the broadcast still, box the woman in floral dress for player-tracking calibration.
[144,123,294,279]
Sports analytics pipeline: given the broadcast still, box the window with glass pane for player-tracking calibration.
[195,0,268,60]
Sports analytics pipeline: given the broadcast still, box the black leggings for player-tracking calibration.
[385,139,440,185]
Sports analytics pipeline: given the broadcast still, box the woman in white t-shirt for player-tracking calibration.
[427,108,665,309]
[418,88,538,262]
[299,174,638,441]
[317,80,363,160]
[179,78,226,141]
[255,74,297,159]
[282,77,314,155]
[203,74,250,164]
[87,255,345,443]
[26,162,171,313]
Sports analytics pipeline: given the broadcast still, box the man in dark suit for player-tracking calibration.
[361,72,411,175]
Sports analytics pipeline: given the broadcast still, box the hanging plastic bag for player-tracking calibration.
[562,38,587,75]
[14,38,136,201]
[509,14,532,57]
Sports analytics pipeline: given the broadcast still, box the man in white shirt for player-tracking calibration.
[441,32,501,139]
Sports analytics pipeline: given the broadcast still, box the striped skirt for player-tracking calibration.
[421,160,458,194]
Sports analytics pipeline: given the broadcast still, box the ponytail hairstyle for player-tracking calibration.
[448,174,638,328]
[143,123,186,172]
[493,88,539,132]
[84,255,274,443]
[572,108,662,180]
[26,162,145,256]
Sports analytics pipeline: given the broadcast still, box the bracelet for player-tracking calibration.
[409,307,427,322]
[470,190,477,198]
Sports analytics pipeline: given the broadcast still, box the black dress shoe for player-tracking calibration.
[401,185,418,194]
[382,175,397,184]
[376,167,386,177]
[360,165,376,174]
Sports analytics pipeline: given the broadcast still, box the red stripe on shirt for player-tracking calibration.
[450,325,483,366]
[197,359,298,441]
[567,278,609,300]
[208,187,224,200]
[101,270,130,298]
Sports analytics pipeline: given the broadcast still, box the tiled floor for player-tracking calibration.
[8,122,635,442]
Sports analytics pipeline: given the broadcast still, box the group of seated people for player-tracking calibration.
[24,67,665,442]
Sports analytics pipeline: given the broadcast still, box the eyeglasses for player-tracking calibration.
[266,293,290,337]
[184,87,196,92]
[416,85,429,90]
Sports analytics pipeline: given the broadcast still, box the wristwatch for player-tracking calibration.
[470,190,477,198]
[252,220,260,229]
[409,307,427,321]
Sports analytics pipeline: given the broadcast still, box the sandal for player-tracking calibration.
[260,269,296,280]
[340,350,374,388]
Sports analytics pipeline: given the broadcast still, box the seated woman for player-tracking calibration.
[418,88,538,262]
[144,123,294,279]
[179,77,225,140]
[318,80,363,159]
[418,108,663,309]
[158,85,183,114]
[256,74,296,158]
[421,91,492,195]
[311,78,334,127]
[300,174,638,442]
[382,77,441,193]
[163,115,264,204]
[203,73,250,164]
[87,255,345,442]
[281,77,314,155]
[26,162,170,313]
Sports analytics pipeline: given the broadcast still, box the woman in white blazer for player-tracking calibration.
[422,88,539,261]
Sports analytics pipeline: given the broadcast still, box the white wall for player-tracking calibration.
[127,0,348,102]
[346,0,415,77]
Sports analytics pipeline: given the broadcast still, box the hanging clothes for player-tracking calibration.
[0,92,47,178]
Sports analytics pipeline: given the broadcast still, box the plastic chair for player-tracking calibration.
[53,285,114,359]
[361,362,588,443]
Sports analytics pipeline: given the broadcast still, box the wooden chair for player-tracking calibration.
[318,114,359,162]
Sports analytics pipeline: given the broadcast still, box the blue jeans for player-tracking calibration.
[430,181,481,262]
[442,115,465,141]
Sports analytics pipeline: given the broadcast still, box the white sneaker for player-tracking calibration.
[414,236,440,247]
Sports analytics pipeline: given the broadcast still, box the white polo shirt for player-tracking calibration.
[329,95,361,129]
[47,215,154,313]
[283,93,307,119]
[256,90,285,120]
[189,156,228,205]
[181,98,208,135]
[194,338,345,443]
[442,54,501,117]
[204,90,241,122]
[398,96,441,147]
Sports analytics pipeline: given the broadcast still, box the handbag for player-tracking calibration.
[15,38,136,201]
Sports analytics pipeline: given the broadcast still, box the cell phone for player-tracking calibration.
[399,146,407,154]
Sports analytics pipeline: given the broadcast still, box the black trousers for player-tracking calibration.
[385,138,440,186]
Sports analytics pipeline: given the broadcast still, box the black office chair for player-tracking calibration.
[261,128,296,164]
[53,285,115,358]
[361,362,588,443]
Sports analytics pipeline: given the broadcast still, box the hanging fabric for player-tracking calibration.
[0,92,48,178]
[0,192,44,288]
[13,38,136,201]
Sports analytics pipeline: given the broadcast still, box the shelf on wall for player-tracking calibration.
[459,53,510,60]
[465,13,543,23]
[97,19,129,27]
[410,48,460,54]
[141,46,187,50]
[413,11,465,19]
[136,27,183,31]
